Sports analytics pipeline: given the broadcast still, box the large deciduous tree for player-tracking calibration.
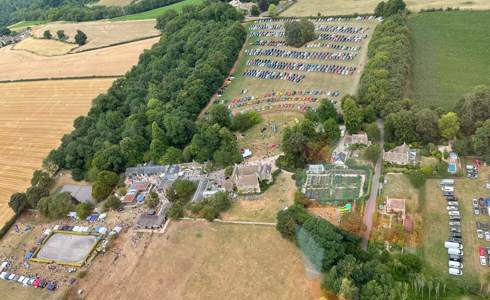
[438,112,460,140]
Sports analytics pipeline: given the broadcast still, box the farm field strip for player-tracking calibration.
[282,0,490,17]
[0,79,115,226]
[32,20,160,53]
[409,11,490,109]
[0,37,159,81]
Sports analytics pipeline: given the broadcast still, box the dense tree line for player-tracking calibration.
[358,14,410,117]
[276,204,447,300]
[0,0,184,27]
[374,0,406,18]
[44,3,246,180]
[285,19,316,47]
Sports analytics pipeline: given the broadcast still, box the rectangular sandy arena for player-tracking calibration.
[36,233,97,264]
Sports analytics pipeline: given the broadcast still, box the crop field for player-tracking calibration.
[7,21,47,31]
[282,0,490,17]
[422,168,490,288]
[112,0,204,21]
[0,37,159,81]
[96,0,133,6]
[409,11,490,110]
[32,20,160,53]
[71,221,318,300]
[13,38,76,56]
[0,79,114,226]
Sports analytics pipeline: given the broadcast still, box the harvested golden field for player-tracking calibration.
[0,37,159,81]
[282,0,490,16]
[70,221,319,300]
[13,37,76,56]
[96,0,133,6]
[0,79,114,226]
[32,20,159,52]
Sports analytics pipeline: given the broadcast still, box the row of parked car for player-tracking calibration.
[0,272,57,291]
[472,197,490,216]
[441,180,464,276]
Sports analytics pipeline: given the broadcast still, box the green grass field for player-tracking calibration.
[112,0,204,21]
[8,20,47,31]
[409,11,490,110]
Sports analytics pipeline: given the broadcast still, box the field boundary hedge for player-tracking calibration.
[0,75,122,84]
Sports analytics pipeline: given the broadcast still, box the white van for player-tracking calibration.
[448,261,463,269]
[445,241,463,249]
[449,268,463,276]
[448,248,463,255]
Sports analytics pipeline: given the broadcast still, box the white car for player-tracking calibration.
[449,268,463,276]
[0,272,7,280]
[480,256,487,266]
[8,273,15,280]
[486,182,490,189]
[485,231,490,241]
[447,206,459,211]
[449,221,461,226]
[477,229,484,239]
[17,275,25,283]
[448,261,463,269]
[448,201,459,206]
[472,199,479,208]
[448,211,460,216]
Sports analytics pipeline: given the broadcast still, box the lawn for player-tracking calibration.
[7,20,47,31]
[71,221,319,300]
[112,0,204,21]
[222,171,296,222]
[409,11,490,110]
[422,167,490,289]
[237,112,303,158]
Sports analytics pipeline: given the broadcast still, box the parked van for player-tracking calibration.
[441,179,455,186]
[449,268,463,276]
[448,261,463,269]
[445,241,463,249]
[448,248,463,255]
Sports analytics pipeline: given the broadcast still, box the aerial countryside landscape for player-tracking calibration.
[0,0,489,299]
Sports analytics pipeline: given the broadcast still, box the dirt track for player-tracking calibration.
[0,37,159,81]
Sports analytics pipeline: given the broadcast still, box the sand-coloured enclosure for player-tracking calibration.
[35,233,98,264]
[282,0,490,17]
[13,38,77,56]
[32,19,160,53]
[0,36,159,81]
[0,79,114,226]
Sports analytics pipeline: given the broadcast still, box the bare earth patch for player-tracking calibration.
[13,38,76,56]
[282,0,490,16]
[0,79,114,226]
[74,221,317,300]
[222,172,296,222]
[32,20,160,52]
[0,37,159,81]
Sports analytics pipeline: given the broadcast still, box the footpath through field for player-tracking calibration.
[362,119,384,250]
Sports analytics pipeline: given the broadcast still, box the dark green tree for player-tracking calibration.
[208,104,231,128]
[324,118,341,144]
[43,30,52,39]
[76,202,94,219]
[26,186,49,208]
[342,97,363,134]
[75,29,87,46]
[285,19,316,47]
[56,29,67,40]
[9,192,28,215]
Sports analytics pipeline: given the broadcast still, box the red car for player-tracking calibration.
[480,246,486,256]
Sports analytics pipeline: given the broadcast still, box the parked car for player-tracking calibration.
[448,261,463,269]
[472,199,479,208]
[480,256,487,266]
[446,195,456,201]
[447,206,459,211]
[477,229,484,239]
[0,272,7,280]
[449,268,463,276]
[448,211,461,216]
[485,231,490,241]
[448,248,463,255]
[450,232,462,239]
[443,191,454,197]
[449,254,463,262]
[449,215,461,221]
[450,227,461,233]
[448,201,459,206]
[449,221,461,226]
[474,207,480,215]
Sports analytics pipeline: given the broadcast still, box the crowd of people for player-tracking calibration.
[242,69,306,83]
[244,48,357,61]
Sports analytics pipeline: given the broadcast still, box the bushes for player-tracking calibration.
[285,19,316,47]
[188,192,232,221]
[38,192,75,219]
[92,171,120,202]
[76,202,94,220]
[231,111,262,132]
[103,195,123,211]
